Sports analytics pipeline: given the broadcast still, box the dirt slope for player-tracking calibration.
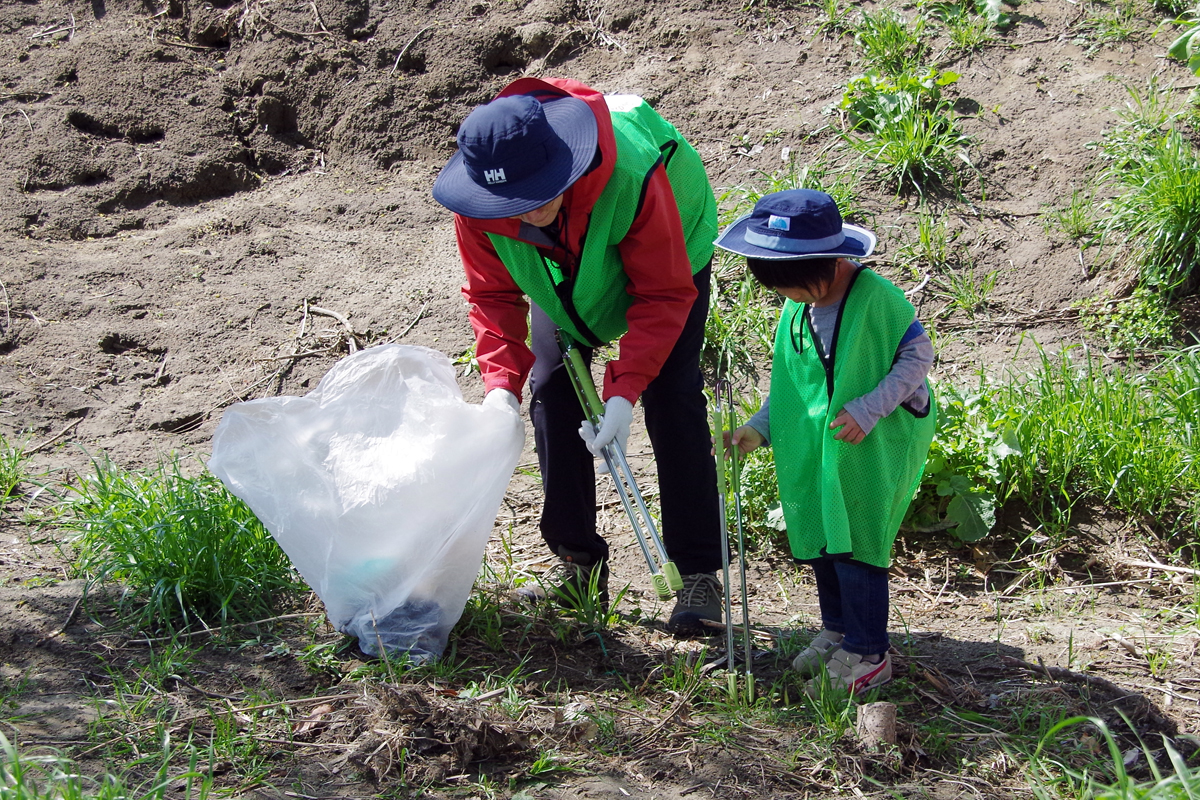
[0,0,1196,796]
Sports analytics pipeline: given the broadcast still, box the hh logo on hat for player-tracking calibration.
[484,168,507,185]
[767,214,791,231]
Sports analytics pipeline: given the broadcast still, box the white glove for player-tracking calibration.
[580,396,633,457]
[482,388,519,415]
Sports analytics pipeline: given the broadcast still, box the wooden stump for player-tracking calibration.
[856,701,897,750]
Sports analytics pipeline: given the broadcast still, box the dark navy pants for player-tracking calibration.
[810,557,890,656]
[527,264,722,576]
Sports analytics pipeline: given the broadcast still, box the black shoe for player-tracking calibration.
[514,546,609,608]
[666,572,722,636]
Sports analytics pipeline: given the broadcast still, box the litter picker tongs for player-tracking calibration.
[557,331,683,600]
[712,379,754,697]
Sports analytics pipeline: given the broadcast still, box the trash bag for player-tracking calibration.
[208,344,524,662]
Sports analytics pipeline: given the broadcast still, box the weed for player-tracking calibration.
[1075,0,1143,49]
[897,212,960,274]
[0,435,29,508]
[812,0,855,37]
[1076,285,1183,354]
[933,267,998,319]
[1042,186,1101,246]
[925,0,998,51]
[527,749,574,776]
[0,731,215,800]
[854,7,927,75]
[840,69,976,195]
[62,453,301,633]
[996,344,1200,532]
[1098,96,1200,294]
[905,381,1019,542]
[1027,716,1200,798]
[550,566,628,631]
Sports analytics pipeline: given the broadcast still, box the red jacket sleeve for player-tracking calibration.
[603,163,699,403]
[456,216,535,403]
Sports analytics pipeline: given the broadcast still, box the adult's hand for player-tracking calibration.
[581,396,633,456]
[482,388,520,414]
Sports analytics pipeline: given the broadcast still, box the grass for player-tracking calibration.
[1027,716,1200,799]
[1042,186,1101,247]
[853,6,927,75]
[61,454,301,633]
[0,435,30,509]
[991,344,1200,535]
[839,69,976,196]
[0,732,214,800]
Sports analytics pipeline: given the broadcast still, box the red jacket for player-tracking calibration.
[454,78,698,404]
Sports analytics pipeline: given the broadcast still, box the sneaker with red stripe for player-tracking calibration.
[818,649,892,695]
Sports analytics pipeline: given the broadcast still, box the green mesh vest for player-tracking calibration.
[488,95,717,347]
[771,267,936,569]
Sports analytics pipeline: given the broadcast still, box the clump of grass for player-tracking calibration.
[1042,186,1101,247]
[0,731,213,800]
[853,6,927,75]
[995,345,1200,533]
[839,69,976,195]
[63,454,300,633]
[1099,121,1200,296]
[0,434,30,507]
[1027,716,1200,799]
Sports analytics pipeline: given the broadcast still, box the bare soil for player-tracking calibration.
[0,0,1198,797]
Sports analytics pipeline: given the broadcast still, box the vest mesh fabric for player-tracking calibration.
[770,268,937,569]
[489,95,717,346]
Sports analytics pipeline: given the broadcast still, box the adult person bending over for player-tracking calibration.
[431,77,723,634]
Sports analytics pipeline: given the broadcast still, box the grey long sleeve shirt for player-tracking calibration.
[746,301,933,444]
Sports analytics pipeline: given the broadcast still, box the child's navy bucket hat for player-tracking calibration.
[432,80,598,220]
[715,189,876,261]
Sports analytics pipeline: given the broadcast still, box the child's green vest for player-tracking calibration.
[770,267,937,569]
[487,95,717,347]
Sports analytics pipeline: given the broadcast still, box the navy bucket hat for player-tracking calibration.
[432,82,598,220]
[714,189,876,261]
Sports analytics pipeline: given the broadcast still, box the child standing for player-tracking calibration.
[714,189,936,694]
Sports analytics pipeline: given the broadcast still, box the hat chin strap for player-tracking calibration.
[744,229,845,253]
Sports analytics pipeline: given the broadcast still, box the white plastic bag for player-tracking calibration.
[208,344,524,662]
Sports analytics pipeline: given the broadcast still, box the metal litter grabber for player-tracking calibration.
[557,332,683,600]
[712,380,754,700]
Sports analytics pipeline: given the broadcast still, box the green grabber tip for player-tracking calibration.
[662,561,683,592]
[650,573,672,599]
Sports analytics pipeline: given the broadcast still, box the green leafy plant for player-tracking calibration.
[1168,9,1200,73]
[1099,116,1200,296]
[63,454,301,633]
[906,382,1019,542]
[1076,285,1183,353]
[924,0,1009,51]
[840,69,975,195]
[933,267,998,319]
[995,344,1200,532]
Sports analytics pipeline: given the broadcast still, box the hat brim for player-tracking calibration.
[714,212,877,261]
[432,92,598,220]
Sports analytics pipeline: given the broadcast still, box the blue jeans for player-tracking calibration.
[809,558,890,656]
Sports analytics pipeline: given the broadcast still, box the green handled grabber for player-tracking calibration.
[711,387,736,692]
[557,332,683,600]
[720,380,754,689]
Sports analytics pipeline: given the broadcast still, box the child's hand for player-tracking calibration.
[830,409,866,444]
[728,424,765,457]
